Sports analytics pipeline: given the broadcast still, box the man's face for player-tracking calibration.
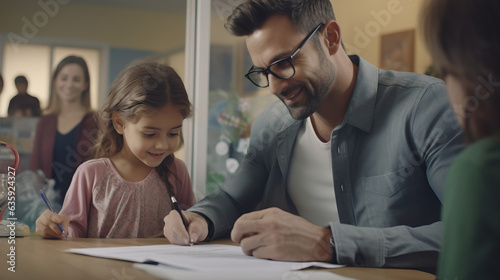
[16,83,28,94]
[245,15,335,120]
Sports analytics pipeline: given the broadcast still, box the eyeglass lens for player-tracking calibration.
[245,22,324,88]
[247,59,295,87]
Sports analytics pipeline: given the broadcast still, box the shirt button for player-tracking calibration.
[355,254,363,265]
[337,146,340,154]
[340,184,344,191]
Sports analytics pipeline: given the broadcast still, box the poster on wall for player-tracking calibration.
[380,29,415,72]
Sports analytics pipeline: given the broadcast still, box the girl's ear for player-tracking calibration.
[111,112,125,135]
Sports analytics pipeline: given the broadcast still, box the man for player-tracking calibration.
[0,74,4,97]
[164,0,464,272]
[0,74,4,112]
[7,75,41,117]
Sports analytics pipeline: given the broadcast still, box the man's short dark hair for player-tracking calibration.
[14,75,28,86]
[225,0,336,36]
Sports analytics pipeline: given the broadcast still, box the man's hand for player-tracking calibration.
[163,210,209,245]
[231,207,333,262]
[35,209,70,239]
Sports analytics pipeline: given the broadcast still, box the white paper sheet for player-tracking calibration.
[67,244,343,272]
[133,263,358,280]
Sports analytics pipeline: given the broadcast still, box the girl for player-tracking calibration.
[422,0,500,278]
[36,61,195,238]
[30,55,98,206]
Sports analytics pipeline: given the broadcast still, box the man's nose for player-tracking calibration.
[268,75,289,96]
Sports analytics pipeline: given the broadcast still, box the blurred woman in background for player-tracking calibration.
[30,55,98,205]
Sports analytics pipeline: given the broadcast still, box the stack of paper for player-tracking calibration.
[67,244,357,280]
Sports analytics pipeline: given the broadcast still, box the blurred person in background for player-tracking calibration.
[30,55,98,205]
[7,75,41,117]
[0,74,4,98]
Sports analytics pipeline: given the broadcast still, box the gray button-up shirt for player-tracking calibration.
[190,55,464,271]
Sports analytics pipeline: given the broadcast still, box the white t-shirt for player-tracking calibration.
[287,117,340,227]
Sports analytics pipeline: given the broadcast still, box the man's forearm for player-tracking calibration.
[331,221,442,271]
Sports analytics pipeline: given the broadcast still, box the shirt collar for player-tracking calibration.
[343,55,379,133]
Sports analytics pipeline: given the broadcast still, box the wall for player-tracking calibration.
[0,0,187,106]
[332,0,431,74]
[0,0,185,52]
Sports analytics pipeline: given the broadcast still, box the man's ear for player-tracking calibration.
[112,112,125,134]
[322,20,342,56]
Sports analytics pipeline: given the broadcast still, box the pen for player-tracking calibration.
[39,190,68,239]
[170,196,193,246]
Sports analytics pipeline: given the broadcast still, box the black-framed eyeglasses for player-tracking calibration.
[245,22,325,88]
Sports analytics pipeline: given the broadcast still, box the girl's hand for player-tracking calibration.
[35,209,70,239]
[163,210,208,245]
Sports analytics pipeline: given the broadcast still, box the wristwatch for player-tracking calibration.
[330,235,338,264]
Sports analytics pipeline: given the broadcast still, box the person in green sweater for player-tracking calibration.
[422,0,500,279]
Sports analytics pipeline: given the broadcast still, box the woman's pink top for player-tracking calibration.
[59,157,195,238]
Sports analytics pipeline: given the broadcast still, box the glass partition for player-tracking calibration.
[204,1,275,195]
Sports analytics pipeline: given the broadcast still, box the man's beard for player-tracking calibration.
[283,59,335,120]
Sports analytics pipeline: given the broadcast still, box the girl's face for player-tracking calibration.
[117,103,184,170]
[54,63,88,104]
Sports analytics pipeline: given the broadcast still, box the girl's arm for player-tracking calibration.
[172,158,195,209]
[59,162,95,237]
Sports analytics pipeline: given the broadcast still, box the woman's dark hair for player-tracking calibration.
[422,0,500,143]
[93,61,192,196]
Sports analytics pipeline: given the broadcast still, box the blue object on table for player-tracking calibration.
[39,189,68,239]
